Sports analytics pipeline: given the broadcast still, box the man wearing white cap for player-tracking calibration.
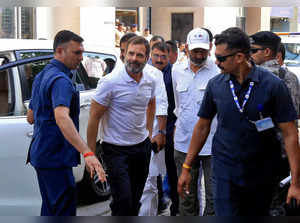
[172,28,219,215]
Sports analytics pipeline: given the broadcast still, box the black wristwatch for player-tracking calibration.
[158,129,166,135]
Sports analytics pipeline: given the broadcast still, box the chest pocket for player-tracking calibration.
[176,84,189,105]
[196,87,206,105]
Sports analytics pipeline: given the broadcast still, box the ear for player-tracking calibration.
[235,52,246,64]
[265,48,272,57]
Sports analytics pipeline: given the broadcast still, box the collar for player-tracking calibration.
[260,59,280,68]
[121,64,144,83]
[50,59,72,78]
[224,61,259,83]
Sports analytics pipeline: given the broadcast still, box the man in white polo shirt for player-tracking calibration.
[172,28,219,215]
[87,36,157,216]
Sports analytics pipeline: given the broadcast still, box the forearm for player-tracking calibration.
[285,132,300,186]
[184,119,211,166]
[146,98,156,137]
[157,116,167,131]
[56,115,90,154]
[87,116,100,153]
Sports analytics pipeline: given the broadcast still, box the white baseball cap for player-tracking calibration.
[186,28,210,51]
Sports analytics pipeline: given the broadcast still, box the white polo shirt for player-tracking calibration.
[93,64,156,146]
[172,58,219,155]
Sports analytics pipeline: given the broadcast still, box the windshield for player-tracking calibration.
[284,43,300,67]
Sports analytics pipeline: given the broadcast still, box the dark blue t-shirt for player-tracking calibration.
[28,59,80,168]
[198,65,297,186]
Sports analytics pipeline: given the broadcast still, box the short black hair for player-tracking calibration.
[127,36,150,58]
[53,30,83,52]
[278,42,286,61]
[214,27,250,55]
[249,31,281,55]
[166,40,178,53]
[150,35,165,43]
[201,27,213,42]
[120,32,137,46]
[152,42,169,53]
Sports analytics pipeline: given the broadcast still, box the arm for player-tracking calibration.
[152,115,167,150]
[279,121,300,204]
[87,100,108,153]
[146,97,156,140]
[26,108,34,124]
[177,117,212,198]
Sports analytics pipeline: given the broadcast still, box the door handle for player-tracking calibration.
[27,131,33,138]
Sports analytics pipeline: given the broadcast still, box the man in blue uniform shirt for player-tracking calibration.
[26,30,106,216]
[178,27,300,216]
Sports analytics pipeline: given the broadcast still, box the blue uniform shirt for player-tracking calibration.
[162,63,177,135]
[28,59,80,168]
[198,64,297,186]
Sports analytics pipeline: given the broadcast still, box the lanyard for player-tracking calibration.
[229,80,254,113]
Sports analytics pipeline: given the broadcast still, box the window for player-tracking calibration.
[0,7,35,39]
[0,66,14,116]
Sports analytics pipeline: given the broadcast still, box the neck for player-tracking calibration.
[127,70,143,83]
[234,61,252,84]
[190,63,203,74]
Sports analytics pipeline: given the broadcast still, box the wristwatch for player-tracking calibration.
[158,129,166,135]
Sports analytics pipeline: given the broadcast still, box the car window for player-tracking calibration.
[0,67,14,116]
[15,50,116,102]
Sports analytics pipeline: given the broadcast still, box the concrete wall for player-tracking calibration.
[80,7,115,47]
[204,7,240,36]
[151,7,204,41]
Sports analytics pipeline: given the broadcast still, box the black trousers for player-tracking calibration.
[164,131,179,215]
[102,138,151,216]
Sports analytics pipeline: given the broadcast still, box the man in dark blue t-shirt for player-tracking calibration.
[26,30,106,216]
[177,27,300,216]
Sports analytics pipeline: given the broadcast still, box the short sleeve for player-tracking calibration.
[197,80,217,119]
[272,80,297,123]
[92,78,112,106]
[50,77,74,109]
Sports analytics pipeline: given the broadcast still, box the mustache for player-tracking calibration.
[155,62,163,65]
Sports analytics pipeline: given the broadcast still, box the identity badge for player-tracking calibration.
[254,117,274,132]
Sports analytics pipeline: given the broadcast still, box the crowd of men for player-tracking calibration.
[26,25,300,216]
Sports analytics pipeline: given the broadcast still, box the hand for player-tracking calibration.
[84,155,107,182]
[287,184,300,206]
[177,168,191,199]
[151,133,166,151]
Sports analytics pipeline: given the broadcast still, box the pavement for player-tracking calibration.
[77,175,206,216]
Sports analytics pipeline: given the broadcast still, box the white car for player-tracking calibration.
[0,39,118,215]
[277,32,300,83]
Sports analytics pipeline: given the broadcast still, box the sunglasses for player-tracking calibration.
[250,48,265,54]
[215,51,240,62]
[72,50,84,55]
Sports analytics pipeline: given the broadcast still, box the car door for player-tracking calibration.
[0,55,53,215]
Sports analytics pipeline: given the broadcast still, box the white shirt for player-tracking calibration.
[143,64,168,176]
[93,64,156,146]
[172,58,219,155]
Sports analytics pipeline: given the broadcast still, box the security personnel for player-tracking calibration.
[26,30,106,216]
[178,27,300,216]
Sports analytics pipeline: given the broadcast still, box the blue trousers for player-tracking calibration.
[35,167,76,216]
[214,177,275,216]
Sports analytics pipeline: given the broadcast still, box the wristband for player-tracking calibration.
[182,163,191,170]
[83,152,94,158]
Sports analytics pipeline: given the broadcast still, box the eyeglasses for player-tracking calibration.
[250,48,265,54]
[152,54,168,60]
[215,51,240,62]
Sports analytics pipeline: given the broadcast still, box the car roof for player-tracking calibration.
[0,39,117,56]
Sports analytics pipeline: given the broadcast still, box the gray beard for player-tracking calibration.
[125,61,146,74]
